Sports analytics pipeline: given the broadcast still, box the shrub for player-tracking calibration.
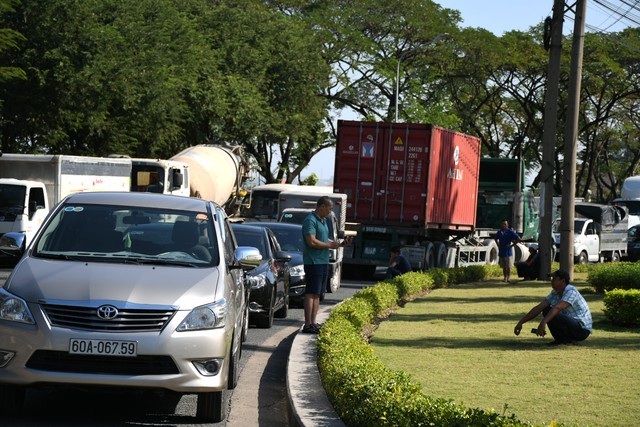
[317,265,535,426]
[588,262,640,292]
[353,282,398,314]
[391,271,435,298]
[603,288,640,326]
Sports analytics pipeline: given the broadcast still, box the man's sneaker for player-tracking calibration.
[314,323,323,330]
[302,324,319,334]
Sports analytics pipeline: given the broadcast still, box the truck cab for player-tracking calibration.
[0,179,49,253]
[130,159,189,196]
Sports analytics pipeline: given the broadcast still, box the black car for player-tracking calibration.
[246,222,306,307]
[628,224,640,261]
[231,223,291,328]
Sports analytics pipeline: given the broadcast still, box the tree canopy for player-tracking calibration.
[1,0,640,200]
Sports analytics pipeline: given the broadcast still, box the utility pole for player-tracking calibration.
[538,0,565,280]
[559,0,587,279]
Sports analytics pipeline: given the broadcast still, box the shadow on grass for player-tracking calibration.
[372,333,640,351]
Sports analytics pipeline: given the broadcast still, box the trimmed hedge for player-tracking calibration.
[587,262,640,292]
[317,265,535,427]
[603,288,640,326]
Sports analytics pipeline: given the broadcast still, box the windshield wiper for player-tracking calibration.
[36,253,86,261]
[133,258,199,267]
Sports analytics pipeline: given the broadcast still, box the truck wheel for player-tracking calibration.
[483,240,499,265]
[434,242,447,268]
[611,251,621,263]
[575,251,588,264]
[327,263,341,293]
[423,242,435,270]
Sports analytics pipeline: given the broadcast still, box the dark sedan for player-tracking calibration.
[628,224,640,261]
[246,222,306,307]
[231,223,291,328]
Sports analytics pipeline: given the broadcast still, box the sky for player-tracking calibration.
[303,0,634,184]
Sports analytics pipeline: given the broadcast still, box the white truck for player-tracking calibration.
[129,158,190,196]
[277,190,348,293]
[0,154,132,255]
[553,202,628,263]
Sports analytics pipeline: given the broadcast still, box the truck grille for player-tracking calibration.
[26,350,179,375]
[42,304,175,332]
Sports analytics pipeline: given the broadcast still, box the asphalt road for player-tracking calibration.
[0,268,377,426]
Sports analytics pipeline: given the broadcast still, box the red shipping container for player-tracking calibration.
[333,120,481,230]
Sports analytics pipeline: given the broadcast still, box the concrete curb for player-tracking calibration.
[286,306,346,427]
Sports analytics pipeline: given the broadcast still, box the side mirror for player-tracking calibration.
[275,250,292,263]
[234,246,262,270]
[0,232,27,267]
[172,169,184,189]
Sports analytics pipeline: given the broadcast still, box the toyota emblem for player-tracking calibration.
[97,305,119,320]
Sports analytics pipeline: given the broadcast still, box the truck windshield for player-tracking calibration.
[34,203,218,266]
[0,184,26,220]
[131,165,165,193]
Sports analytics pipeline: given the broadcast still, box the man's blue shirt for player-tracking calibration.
[496,228,520,257]
[546,284,593,332]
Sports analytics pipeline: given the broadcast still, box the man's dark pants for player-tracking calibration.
[542,306,590,343]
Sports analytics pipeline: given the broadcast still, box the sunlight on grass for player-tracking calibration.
[370,278,640,427]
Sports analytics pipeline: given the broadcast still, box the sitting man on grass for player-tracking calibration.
[513,269,592,346]
[386,246,411,280]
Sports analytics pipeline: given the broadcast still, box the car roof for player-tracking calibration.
[232,223,270,234]
[244,221,302,230]
[62,192,215,211]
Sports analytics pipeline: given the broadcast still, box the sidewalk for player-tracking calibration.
[287,306,345,427]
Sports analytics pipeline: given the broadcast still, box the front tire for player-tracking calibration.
[196,390,227,423]
[274,294,289,319]
[575,251,588,264]
[256,288,275,328]
[327,263,341,293]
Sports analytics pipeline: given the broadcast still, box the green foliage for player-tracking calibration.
[317,265,534,426]
[390,271,435,298]
[603,288,640,327]
[587,262,640,292]
[352,282,398,314]
[299,172,319,186]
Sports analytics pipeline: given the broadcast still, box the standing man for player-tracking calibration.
[495,219,521,282]
[301,196,346,334]
[514,269,592,346]
[386,246,411,279]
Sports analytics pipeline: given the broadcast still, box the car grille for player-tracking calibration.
[26,350,179,375]
[42,304,176,332]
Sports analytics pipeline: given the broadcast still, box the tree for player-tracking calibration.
[0,0,25,83]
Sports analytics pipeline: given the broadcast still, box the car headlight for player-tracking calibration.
[290,265,305,276]
[177,298,227,331]
[247,274,267,289]
[0,288,35,325]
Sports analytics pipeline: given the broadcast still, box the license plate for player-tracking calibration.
[69,339,137,357]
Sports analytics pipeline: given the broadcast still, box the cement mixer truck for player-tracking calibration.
[170,144,249,215]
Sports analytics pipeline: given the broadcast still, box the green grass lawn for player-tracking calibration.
[370,276,640,427]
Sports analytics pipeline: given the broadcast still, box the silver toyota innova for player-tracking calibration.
[0,192,259,422]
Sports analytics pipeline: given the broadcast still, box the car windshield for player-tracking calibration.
[33,203,218,267]
[269,228,303,252]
